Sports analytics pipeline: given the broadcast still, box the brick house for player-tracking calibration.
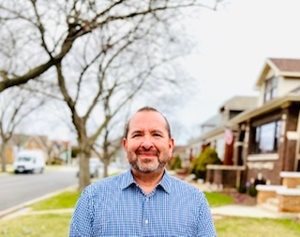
[188,95,257,164]
[229,58,300,186]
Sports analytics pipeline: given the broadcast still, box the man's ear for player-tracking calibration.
[122,138,128,149]
[168,138,175,157]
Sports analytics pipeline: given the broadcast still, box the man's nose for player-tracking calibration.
[141,137,154,150]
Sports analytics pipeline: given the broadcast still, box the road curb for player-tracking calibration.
[0,184,77,220]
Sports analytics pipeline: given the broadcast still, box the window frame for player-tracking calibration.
[251,120,281,154]
[263,76,278,103]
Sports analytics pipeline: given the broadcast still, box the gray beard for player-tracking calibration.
[130,160,166,173]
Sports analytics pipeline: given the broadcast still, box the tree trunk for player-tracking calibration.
[0,144,7,172]
[103,159,109,178]
[78,151,90,192]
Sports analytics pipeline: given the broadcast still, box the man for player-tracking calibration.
[70,106,216,237]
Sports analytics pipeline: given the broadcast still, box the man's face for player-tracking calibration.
[123,111,174,174]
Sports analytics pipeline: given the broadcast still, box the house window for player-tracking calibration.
[263,76,278,102]
[253,120,281,154]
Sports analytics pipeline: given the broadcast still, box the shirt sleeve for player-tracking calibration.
[69,187,94,237]
[196,192,217,237]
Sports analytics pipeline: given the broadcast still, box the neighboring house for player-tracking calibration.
[1,134,72,165]
[189,96,257,164]
[2,134,50,164]
[229,58,300,185]
[172,145,190,168]
[48,139,72,164]
[200,114,221,134]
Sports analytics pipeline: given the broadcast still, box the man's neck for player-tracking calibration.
[132,169,165,194]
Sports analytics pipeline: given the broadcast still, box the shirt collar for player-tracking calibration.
[120,170,136,190]
[120,169,172,194]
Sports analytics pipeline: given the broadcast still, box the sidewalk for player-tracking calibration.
[211,204,300,219]
[1,208,74,220]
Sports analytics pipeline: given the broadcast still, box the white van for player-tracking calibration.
[13,149,46,174]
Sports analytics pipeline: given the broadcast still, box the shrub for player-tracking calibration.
[237,184,247,193]
[190,147,222,180]
[168,155,182,170]
[248,184,258,197]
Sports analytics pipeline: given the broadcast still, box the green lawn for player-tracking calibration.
[0,214,71,237]
[205,192,234,207]
[30,191,80,211]
[1,190,300,237]
[215,216,300,237]
[1,214,300,237]
[29,190,234,210]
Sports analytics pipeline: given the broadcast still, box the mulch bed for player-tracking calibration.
[174,172,257,206]
[221,189,257,206]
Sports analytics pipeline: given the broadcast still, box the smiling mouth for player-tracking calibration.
[136,151,158,157]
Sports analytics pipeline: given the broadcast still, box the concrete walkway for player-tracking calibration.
[2,208,74,220]
[211,204,300,219]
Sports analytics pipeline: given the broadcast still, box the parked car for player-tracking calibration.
[13,149,46,174]
[77,158,102,178]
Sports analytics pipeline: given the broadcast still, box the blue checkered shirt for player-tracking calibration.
[70,170,216,237]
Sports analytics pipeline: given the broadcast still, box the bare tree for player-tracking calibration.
[92,126,122,178]
[0,0,222,92]
[0,0,223,190]
[0,86,45,172]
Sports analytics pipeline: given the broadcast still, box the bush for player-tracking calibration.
[248,184,258,197]
[237,184,247,194]
[190,147,222,180]
[168,155,182,170]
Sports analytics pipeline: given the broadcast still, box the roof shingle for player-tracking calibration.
[269,58,300,72]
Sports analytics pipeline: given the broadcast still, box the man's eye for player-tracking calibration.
[132,134,141,138]
[153,133,162,137]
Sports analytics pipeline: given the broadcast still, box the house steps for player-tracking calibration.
[256,171,300,213]
[259,198,279,212]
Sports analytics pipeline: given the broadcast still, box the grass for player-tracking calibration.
[205,192,235,207]
[215,216,300,237]
[1,214,300,237]
[30,190,234,210]
[30,191,80,211]
[0,214,71,237]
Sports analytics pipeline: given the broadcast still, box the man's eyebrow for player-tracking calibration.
[130,130,143,135]
[151,129,165,135]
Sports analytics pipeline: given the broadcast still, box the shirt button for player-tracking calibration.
[145,219,149,224]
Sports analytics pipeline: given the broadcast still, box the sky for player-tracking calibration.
[18,0,300,145]
[171,0,300,144]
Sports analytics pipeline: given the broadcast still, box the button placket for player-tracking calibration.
[142,195,151,233]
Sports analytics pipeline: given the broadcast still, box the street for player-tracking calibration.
[0,167,77,212]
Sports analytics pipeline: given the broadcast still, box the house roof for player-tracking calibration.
[189,96,257,145]
[199,126,225,141]
[256,58,300,87]
[228,94,300,125]
[219,95,257,112]
[201,114,221,128]
[270,58,300,73]
[8,133,49,150]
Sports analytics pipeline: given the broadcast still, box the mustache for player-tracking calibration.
[136,149,158,156]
